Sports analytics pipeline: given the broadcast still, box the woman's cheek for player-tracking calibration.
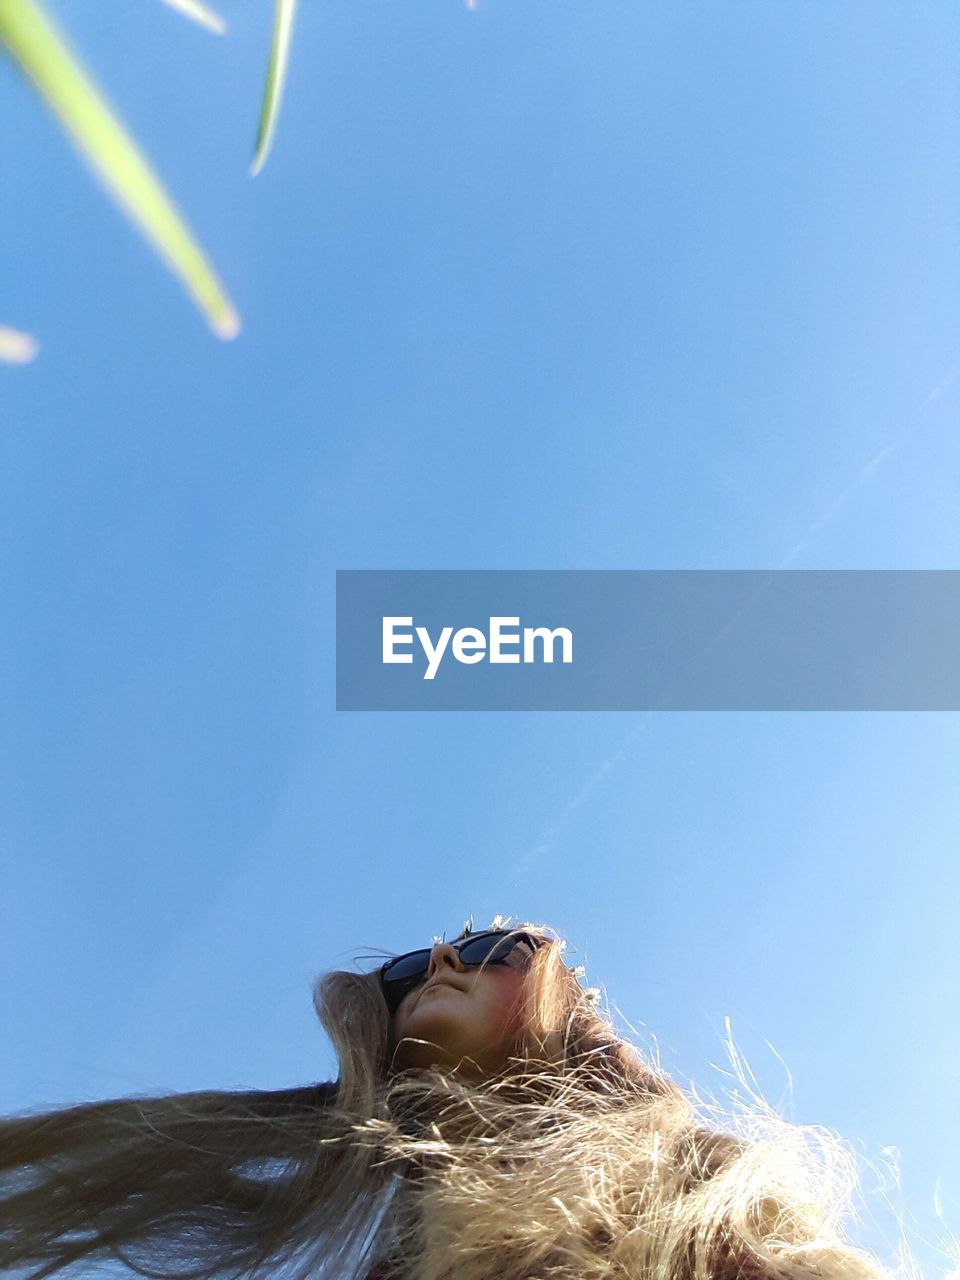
[485,970,528,1031]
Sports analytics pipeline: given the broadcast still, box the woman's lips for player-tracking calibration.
[419,977,466,1000]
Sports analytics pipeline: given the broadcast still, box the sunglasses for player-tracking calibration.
[379,929,541,1013]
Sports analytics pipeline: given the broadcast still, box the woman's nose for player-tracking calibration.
[427,943,466,977]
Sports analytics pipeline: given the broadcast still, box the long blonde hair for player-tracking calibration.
[1,923,888,1280]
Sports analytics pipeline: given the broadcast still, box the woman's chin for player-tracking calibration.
[392,1037,463,1072]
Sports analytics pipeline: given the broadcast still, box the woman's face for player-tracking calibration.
[390,938,533,1076]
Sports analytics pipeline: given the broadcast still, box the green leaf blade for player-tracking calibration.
[0,0,240,339]
[251,0,299,177]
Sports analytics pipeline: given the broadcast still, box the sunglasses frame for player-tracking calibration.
[379,928,542,1013]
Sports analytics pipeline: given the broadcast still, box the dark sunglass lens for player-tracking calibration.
[382,948,431,984]
[458,933,516,965]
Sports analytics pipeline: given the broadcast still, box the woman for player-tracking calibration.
[2,920,886,1280]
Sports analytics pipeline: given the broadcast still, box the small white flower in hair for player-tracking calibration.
[489,914,511,931]
[584,987,601,1004]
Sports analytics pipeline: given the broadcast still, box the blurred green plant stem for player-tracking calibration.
[252,0,299,175]
[0,0,240,339]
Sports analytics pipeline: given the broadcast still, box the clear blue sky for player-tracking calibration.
[3,1,959,1272]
